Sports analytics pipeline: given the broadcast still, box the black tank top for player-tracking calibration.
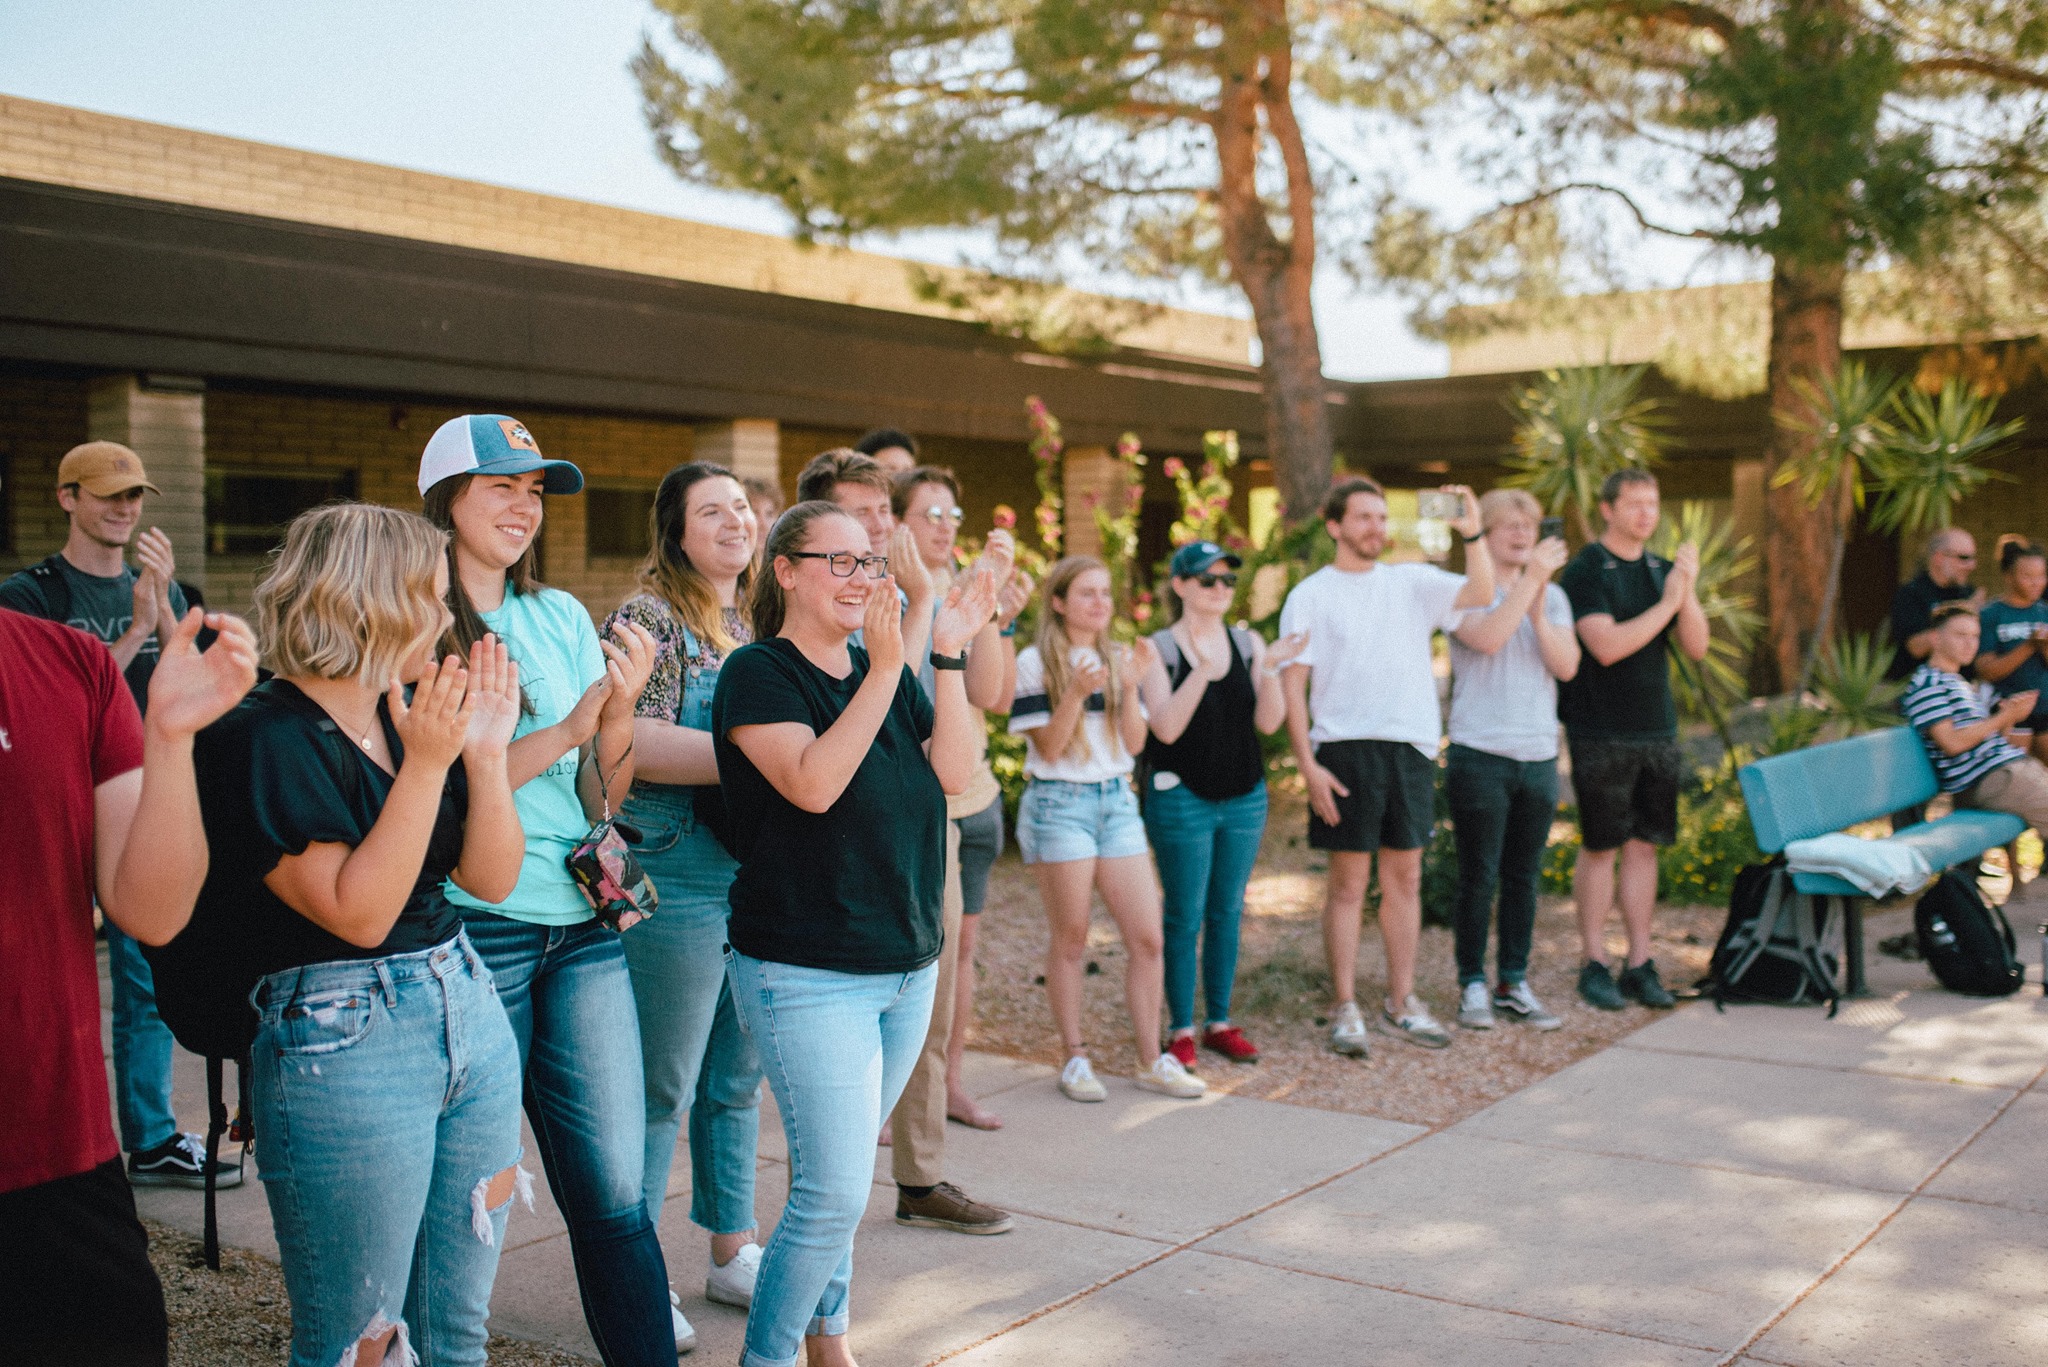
[1142,630,1264,801]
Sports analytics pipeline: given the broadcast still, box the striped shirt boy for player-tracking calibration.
[1902,662,2024,793]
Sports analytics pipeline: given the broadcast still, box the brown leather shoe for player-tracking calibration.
[895,1181,1014,1235]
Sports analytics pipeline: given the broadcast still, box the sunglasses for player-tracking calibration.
[918,505,965,526]
[1192,571,1238,589]
[787,551,890,579]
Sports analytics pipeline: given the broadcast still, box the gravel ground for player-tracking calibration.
[148,1219,591,1367]
[964,776,1721,1130]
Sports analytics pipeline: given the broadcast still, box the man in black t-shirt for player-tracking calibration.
[1557,470,1709,1012]
[1887,528,1982,681]
[0,442,226,1191]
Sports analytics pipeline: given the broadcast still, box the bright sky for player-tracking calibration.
[0,0,1450,379]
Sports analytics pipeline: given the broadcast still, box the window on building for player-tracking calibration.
[206,467,357,556]
[586,486,655,559]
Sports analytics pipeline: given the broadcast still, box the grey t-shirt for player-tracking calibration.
[1447,581,1572,763]
[0,557,188,710]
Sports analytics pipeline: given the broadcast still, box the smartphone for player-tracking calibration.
[1417,490,1464,522]
[1539,516,1565,542]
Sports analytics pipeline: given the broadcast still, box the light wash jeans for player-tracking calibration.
[251,932,522,1367]
[106,920,179,1152]
[621,783,762,1230]
[462,913,673,1367]
[1144,780,1268,1031]
[728,951,937,1367]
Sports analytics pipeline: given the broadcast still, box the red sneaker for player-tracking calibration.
[1166,1034,1198,1070]
[1201,1024,1261,1064]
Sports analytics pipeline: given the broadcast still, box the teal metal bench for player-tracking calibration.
[1737,726,2025,995]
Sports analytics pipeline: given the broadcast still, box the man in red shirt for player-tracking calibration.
[0,598,257,1366]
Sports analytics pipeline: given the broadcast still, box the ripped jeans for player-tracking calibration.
[252,932,524,1367]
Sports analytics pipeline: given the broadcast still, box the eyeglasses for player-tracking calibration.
[786,551,890,579]
[918,505,965,526]
[1194,572,1238,589]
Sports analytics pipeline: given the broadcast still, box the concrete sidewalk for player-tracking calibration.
[118,907,2048,1365]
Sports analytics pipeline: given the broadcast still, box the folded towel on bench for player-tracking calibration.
[1784,833,1933,898]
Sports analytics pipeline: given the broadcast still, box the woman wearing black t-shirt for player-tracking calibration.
[192,504,527,1367]
[1136,543,1301,1071]
[710,500,995,1367]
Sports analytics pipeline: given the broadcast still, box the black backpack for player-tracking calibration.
[1914,871,2025,997]
[1704,860,1842,1015]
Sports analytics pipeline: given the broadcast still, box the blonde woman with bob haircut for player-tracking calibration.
[187,502,528,1367]
[1010,555,1204,1104]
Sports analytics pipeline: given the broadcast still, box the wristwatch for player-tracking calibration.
[931,652,967,671]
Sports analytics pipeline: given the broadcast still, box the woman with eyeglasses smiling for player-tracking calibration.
[710,500,997,1367]
[1135,541,1304,1072]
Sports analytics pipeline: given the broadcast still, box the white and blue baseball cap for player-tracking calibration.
[416,414,585,496]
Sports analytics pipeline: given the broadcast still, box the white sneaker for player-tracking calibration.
[705,1241,760,1309]
[1134,1053,1207,1099]
[1457,981,1496,1029]
[1380,995,1453,1049]
[669,1288,698,1354]
[1494,980,1564,1031]
[1328,1000,1370,1057]
[1059,1055,1107,1102]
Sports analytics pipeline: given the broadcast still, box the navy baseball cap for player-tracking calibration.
[1170,541,1242,578]
[417,414,585,496]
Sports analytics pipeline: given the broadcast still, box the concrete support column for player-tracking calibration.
[694,419,782,491]
[88,374,206,592]
[1061,444,1124,559]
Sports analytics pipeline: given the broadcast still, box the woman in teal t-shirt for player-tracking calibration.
[1977,536,2048,762]
[417,414,680,1365]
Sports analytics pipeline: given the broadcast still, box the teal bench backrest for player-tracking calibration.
[1738,726,1936,854]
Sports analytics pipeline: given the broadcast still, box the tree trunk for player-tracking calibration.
[1210,8,1333,523]
[1761,254,1845,692]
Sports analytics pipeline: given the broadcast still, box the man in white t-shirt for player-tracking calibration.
[1280,476,1494,1057]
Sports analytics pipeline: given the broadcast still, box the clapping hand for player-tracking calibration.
[390,654,474,772]
[462,634,523,762]
[864,572,906,680]
[597,621,658,726]
[1265,631,1310,674]
[1530,536,1569,578]
[1069,651,1109,700]
[889,525,934,605]
[996,569,1034,633]
[143,608,258,740]
[1124,635,1158,685]
[133,529,178,637]
[933,566,999,657]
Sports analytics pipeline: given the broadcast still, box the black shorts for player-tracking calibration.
[0,1158,168,1366]
[1308,739,1437,852]
[1568,734,1682,851]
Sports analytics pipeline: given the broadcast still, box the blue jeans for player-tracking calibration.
[462,913,673,1367]
[105,921,178,1152]
[251,932,523,1367]
[621,785,762,1232]
[728,951,937,1367]
[1446,744,1559,987]
[1144,781,1268,1031]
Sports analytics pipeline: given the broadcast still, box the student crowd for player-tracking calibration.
[13,415,2039,1367]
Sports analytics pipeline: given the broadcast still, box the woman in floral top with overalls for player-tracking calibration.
[602,461,767,1345]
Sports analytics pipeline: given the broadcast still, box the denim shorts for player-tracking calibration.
[1016,777,1149,865]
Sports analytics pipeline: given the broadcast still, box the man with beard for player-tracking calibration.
[1280,476,1493,1058]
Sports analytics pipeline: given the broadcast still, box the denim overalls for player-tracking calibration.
[619,623,763,1231]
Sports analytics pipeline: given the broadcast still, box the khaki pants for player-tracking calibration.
[1962,757,2048,835]
[891,820,963,1187]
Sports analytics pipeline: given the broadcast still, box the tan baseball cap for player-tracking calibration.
[58,441,161,497]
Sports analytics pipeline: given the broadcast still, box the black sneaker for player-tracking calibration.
[127,1132,244,1189]
[1618,959,1677,1009]
[1577,960,1626,1011]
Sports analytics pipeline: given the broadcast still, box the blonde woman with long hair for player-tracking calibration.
[1010,556,1204,1103]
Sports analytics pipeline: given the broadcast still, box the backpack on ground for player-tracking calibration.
[1704,859,1842,1015]
[1914,871,2025,997]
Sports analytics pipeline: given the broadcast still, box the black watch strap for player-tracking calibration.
[931,652,967,671]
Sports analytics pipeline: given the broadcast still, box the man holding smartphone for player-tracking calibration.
[1557,469,1708,1011]
[1281,477,1494,1056]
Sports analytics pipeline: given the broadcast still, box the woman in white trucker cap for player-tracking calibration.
[416,415,685,1364]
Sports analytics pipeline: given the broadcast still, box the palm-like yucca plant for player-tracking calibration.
[1505,363,1671,540]
[1812,630,1904,736]
[1770,361,1900,694]
[1652,501,1760,737]
[1866,378,2022,535]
